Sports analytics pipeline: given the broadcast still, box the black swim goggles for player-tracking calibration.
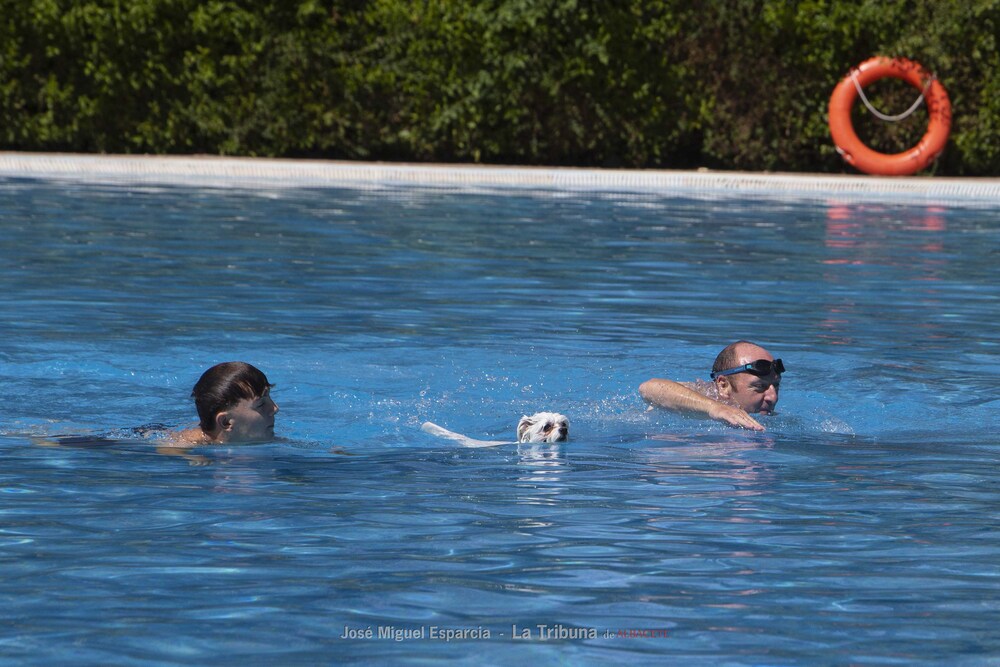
[710,358,785,380]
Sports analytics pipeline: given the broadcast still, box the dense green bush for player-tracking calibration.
[1,0,997,174]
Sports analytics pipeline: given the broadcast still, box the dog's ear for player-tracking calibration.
[517,415,535,441]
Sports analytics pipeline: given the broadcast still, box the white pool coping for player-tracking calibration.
[2,152,998,206]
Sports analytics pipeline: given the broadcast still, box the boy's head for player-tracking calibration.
[192,362,278,442]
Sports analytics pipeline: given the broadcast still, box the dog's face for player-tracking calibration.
[517,412,570,443]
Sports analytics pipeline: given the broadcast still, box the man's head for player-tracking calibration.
[192,361,278,443]
[710,341,782,415]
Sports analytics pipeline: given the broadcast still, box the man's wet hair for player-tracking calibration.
[711,340,756,377]
[192,362,273,433]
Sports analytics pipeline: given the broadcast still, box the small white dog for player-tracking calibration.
[516,412,570,443]
[422,412,570,448]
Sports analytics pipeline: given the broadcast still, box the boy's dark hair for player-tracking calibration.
[192,362,273,433]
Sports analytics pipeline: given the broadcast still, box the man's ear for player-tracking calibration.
[715,377,732,398]
[215,411,233,433]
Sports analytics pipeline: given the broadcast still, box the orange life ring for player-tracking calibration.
[829,57,951,176]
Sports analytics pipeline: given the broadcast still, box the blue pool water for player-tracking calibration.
[1,176,999,665]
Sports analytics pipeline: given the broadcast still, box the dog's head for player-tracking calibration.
[517,412,570,443]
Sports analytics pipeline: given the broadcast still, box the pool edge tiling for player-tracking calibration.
[2,151,999,205]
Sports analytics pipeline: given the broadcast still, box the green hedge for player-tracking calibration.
[2,0,997,174]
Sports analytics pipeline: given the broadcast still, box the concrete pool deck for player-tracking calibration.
[2,152,998,205]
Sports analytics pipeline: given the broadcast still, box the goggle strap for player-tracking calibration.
[710,358,784,380]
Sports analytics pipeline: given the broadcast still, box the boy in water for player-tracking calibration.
[34,362,278,462]
[172,361,279,445]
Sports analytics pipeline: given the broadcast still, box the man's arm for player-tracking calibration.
[639,378,764,431]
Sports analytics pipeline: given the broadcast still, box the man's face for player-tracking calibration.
[716,345,781,415]
[724,370,780,415]
[219,391,279,443]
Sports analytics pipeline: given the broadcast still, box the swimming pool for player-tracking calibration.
[1,162,999,664]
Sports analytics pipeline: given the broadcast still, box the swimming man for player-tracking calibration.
[639,340,783,431]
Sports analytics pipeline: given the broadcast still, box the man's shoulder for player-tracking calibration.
[685,379,718,398]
